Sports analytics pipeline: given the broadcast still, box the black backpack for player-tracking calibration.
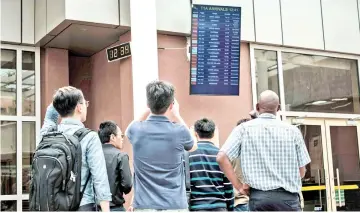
[29,128,92,211]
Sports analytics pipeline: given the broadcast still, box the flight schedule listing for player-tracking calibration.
[190,4,241,96]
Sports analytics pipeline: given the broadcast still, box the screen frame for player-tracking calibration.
[189,4,242,96]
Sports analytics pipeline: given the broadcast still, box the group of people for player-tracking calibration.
[36,80,310,211]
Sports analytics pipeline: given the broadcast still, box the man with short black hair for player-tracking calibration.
[189,118,234,211]
[98,121,132,211]
[40,86,111,211]
[126,80,198,211]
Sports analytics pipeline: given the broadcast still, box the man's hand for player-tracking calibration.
[171,99,180,117]
[213,127,220,148]
[128,206,134,211]
[238,183,250,196]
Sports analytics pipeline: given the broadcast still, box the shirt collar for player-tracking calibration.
[258,113,277,119]
[146,115,171,122]
[60,118,85,127]
[198,140,214,145]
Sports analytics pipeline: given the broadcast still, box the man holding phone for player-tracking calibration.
[125,80,198,211]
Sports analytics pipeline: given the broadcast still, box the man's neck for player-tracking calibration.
[62,115,82,122]
[198,138,214,143]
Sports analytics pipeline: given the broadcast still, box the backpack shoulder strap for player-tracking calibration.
[74,128,93,199]
[73,128,92,142]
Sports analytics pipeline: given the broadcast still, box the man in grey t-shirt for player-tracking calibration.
[126,81,198,211]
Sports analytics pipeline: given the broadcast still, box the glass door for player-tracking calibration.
[325,119,360,211]
[289,117,332,211]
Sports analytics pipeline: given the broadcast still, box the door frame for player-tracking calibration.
[288,117,360,211]
[324,119,360,211]
[289,117,334,211]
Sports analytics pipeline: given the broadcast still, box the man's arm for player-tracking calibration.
[179,125,198,153]
[217,152,244,194]
[125,108,150,141]
[118,154,132,194]
[86,133,112,211]
[223,175,234,211]
[40,104,59,136]
[294,128,311,178]
[217,125,247,194]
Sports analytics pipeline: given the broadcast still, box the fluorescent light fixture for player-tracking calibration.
[4,84,16,89]
[305,100,334,106]
[331,98,348,101]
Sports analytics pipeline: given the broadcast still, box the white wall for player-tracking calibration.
[22,0,35,44]
[281,0,324,50]
[1,0,21,43]
[253,0,282,45]
[65,0,119,26]
[5,0,360,55]
[322,0,360,54]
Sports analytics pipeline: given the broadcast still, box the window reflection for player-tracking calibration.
[0,121,17,195]
[282,52,360,114]
[254,49,280,99]
[1,49,17,116]
[22,51,35,116]
[22,122,36,193]
[0,201,16,211]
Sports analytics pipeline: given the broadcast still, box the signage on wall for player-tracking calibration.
[106,42,132,62]
[190,4,241,96]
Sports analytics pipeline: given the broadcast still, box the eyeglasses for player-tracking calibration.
[79,101,90,107]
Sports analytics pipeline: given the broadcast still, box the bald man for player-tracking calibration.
[217,90,311,211]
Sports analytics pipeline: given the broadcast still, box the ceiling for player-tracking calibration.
[42,23,129,56]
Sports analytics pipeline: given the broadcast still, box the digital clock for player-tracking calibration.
[106,42,132,62]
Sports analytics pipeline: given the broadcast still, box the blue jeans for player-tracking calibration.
[234,203,249,211]
[249,189,301,211]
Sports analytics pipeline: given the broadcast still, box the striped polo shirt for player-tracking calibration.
[189,141,234,211]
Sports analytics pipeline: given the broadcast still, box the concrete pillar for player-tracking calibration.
[130,0,159,118]
[257,62,269,96]
[40,48,69,121]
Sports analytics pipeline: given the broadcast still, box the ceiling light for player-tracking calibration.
[305,100,334,106]
[331,98,348,101]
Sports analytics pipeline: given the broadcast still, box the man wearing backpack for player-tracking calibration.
[31,86,111,211]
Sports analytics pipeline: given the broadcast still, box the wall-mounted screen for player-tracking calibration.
[190,4,241,96]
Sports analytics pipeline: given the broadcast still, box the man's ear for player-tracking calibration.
[110,134,115,141]
[168,102,174,110]
[256,103,260,111]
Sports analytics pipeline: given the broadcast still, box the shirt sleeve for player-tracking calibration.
[85,132,112,202]
[40,104,59,136]
[294,128,311,168]
[220,125,245,162]
[118,154,133,194]
[224,175,234,211]
[125,121,137,142]
[178,125,194,151]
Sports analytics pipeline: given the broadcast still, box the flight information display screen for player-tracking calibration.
[190,4,241,96]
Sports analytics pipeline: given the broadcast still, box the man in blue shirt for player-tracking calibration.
[126,80,198,211]
[40,86,112,211]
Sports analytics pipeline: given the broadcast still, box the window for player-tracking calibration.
[1,49,17,116]
[254,49,280,99]
[0,45,40,211]
[251,45,360,116]
[282,52,360,114]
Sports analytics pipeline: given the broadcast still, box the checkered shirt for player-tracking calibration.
[220,113,311,193]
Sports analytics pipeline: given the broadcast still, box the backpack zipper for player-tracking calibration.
[36,156,66,190]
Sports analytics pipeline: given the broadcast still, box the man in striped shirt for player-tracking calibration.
[189,118,234,211]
